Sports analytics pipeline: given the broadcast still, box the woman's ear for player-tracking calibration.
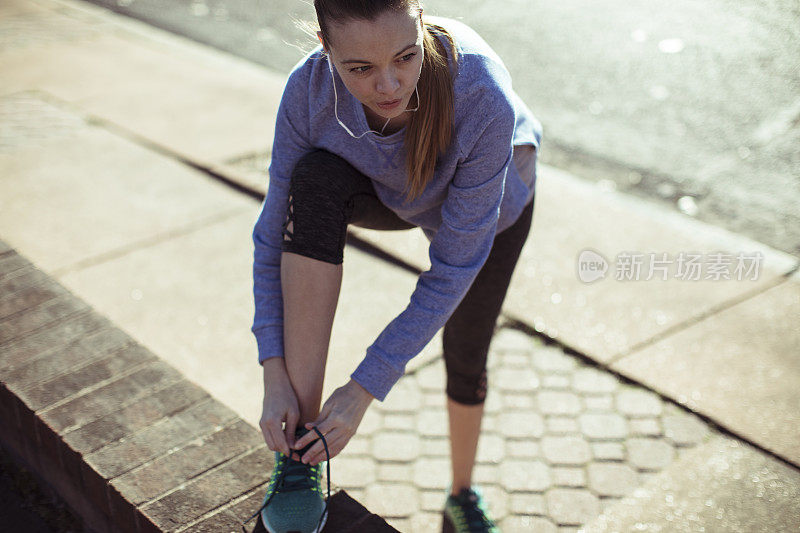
[316,31,327,53]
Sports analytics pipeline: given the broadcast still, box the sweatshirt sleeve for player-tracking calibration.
[251,68,312,364]
[350,99,517,401]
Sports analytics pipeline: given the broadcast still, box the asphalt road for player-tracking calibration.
[82,0,799,258]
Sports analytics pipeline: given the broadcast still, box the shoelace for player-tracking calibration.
[240,426,331,533]
[454,490,496,531]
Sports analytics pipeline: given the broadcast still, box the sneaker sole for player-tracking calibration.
[261,507,328,533]
[441,510,455,533]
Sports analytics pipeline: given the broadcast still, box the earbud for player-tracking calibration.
[327,55,333,73]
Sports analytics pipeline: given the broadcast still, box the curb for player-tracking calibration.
[0,239,396,532]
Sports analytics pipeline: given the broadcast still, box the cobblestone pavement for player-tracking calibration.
[330,326,718,533]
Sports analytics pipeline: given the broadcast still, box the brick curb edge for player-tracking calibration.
[0,239,396,532]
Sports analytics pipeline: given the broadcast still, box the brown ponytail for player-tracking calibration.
[402,21,457,203]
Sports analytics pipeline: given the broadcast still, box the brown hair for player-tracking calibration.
[312,0,459,203]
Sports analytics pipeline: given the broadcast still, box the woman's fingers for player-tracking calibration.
[294,414,333,449]
[269,419,291,456]
[284,409,299,451]
[303,430,347,465]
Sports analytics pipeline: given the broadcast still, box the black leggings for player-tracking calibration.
[281,148,535,405]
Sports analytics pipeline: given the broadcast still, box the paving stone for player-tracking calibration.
[417,408,449,437]
[545,487,601,526]
[541,435,591,465]
[415,361,445,392]
[615,388,663,417]
[139,447,270,528]
[21,343,157,412]
[476,433,506,464]
[531,346,577,373]
[345,434,371,456]
[542,375,571,389]
[62,379,209,454]
[629,418,662,437]
[537,391,582,416]
[0,310,107,371]
[85,397,238,478]
[637,471,658,485]
[662,412,711,446]
[498,459,550,491]
[473,463,498,485]
[479,484,509,520]
[489,328,534,353]
[551,466,586,488]
[377,378,421,413]
[579,413,628,440]
[359,406,382,435]
[510,492,546,515]
[591,442,625,461]
[377,462,411,483]
[413,457,450,489]
[5,325,133,389]
[598,495,622,515]
[372,431,420,462]
[0,253,31,281]
[364,482,419,517]
[626,437,676,470]
[572,367,618,394]
[506,437,540,458]
[112,419,262,505]
[383,413,415,431]
[496,411,545,438]
[331,456,376,488]
[586,462,639,497]
[499,352,533,367]
[422,391,445,408]
[39,360,183,433]
[420,489,446,512]
[421,436,450,457]
[0,292,90,345]
[0,266,49,299]
[502,393,535,410]
[494,367,540,393]
[0,275,69,320]
[583,395,614,411]
[409,511,442,532]
[501,514,558,532]
[384,516,412,531]
[344,487,365,502]
[484,390,503,414]
[546,416,580,434]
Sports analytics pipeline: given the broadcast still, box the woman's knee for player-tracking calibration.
[282,149,356,264]
[445,365,488,405]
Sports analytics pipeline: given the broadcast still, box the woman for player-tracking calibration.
[247,1,542,531]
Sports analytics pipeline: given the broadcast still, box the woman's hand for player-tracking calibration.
[259,358,302,459]
[293,379,375,465]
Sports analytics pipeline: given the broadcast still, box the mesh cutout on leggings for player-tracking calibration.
[476,369,487,401]
[282,193,294,242]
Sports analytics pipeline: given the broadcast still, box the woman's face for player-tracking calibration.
[320,8,424,122]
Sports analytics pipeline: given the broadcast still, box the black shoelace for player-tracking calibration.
[454,490,496,531]
[240,426,331,533]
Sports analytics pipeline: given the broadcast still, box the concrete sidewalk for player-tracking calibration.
[1,0,798,531]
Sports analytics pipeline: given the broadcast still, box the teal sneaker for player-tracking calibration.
[443,486,499,532]
[241,426,330,533]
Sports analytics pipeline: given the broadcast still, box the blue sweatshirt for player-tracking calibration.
[252,16,543,401]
